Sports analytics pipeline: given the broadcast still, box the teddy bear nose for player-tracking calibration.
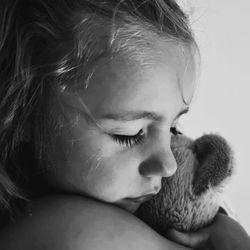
[191,134,233,195]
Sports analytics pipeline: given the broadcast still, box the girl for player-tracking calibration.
[0,0,249,249]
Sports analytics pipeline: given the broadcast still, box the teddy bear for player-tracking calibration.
[135,132,234,237]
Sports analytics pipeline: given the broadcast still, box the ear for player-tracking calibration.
[191,134,233,196]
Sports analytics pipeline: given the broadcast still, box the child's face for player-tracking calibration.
[46,43,195,213]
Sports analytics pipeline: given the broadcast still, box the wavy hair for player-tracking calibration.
[0,0,198,221]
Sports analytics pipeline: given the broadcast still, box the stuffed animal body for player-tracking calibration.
[135,133,233,236]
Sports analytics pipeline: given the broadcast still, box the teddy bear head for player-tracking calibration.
[135,133,234,236]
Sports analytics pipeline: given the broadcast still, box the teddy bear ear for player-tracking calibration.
[191,134,233,196]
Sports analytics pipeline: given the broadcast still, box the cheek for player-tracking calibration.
[50,112,142,198]
[84,150,141,199]
[62,138,118,195]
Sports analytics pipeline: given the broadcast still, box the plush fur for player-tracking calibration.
[135,133,233,237]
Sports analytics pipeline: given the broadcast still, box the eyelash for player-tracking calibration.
[111,126,182,148]
[111,129,145,148]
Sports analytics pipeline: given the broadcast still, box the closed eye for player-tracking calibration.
[111,129,145,148]
[111,126,182,148]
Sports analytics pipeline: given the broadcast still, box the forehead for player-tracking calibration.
[68,41,196,120]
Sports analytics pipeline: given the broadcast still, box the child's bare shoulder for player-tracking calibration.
[0,195,186,250]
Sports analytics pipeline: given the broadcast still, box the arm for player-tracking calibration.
[0,195,191,250]
[167,213,250,250]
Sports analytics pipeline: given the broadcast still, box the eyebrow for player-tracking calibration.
[99,107,189,122]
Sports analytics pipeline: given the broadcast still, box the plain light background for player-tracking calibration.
[178,0,250,233]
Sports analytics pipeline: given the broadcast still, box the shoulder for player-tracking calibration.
[0,195,177,250]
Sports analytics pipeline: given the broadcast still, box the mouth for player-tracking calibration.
[125,194,156,204]
[114,193,159,213]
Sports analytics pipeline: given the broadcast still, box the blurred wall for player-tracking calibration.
[180,0,250,233]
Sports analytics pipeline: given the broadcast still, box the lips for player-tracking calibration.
[125,194,156,204]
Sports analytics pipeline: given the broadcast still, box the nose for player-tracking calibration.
[138,146,177,178]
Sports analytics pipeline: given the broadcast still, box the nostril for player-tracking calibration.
[139,157,164,177]
[139,155,177,178]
